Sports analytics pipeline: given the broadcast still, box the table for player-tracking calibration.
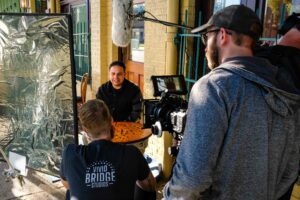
[111,122,152,144]
[110,122,162,178]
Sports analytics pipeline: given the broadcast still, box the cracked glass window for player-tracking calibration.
[0,14,77,176]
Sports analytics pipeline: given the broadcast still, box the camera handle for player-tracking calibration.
[168,137,181,157]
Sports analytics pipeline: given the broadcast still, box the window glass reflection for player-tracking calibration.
[130,3,144,63]
[263,0,300,38]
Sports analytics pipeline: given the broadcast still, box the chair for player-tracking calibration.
[77,73,89,106]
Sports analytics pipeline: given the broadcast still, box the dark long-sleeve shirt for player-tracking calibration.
[255,44,300,90]
[96,79,142,122]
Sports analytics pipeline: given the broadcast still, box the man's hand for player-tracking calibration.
[61,178,69,189]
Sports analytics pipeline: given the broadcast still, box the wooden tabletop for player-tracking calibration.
[111,122,152,144]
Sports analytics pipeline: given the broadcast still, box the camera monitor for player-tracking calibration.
[151,75,187,97]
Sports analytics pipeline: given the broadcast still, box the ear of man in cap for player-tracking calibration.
[192,5,262,40]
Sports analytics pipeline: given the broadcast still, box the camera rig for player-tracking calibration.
[143,75,188,156]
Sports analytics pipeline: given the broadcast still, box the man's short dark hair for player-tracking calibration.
[109,61,126,71]
[230,31,256,49]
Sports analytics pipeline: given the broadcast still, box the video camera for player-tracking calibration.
[143,75,188,156]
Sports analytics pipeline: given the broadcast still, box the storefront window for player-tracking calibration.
[263,0,300,38]
[214,0,241,12]
[130,3,144,63]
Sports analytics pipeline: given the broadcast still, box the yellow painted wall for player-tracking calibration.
[291,181,300,200]
[144,0,195,179]
[143,0,171,179]
[180,0,195,76]
[90,0,118,97]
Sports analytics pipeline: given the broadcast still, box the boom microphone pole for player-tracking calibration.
[112,0,192,47]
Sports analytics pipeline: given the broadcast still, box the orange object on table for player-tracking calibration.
[112,122,152,144]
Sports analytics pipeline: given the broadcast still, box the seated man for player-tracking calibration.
[60,99,156,200]
[96,61,142,122]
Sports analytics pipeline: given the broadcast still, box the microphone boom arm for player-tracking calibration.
[132,11,193,30]
[138,16,192,29]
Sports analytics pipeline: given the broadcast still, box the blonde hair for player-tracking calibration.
[79,99,112,138]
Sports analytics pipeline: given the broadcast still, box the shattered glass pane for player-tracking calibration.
[0,14,77,176]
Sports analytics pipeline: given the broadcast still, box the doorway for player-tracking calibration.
[61,0,91,81]
[124,0,145,93]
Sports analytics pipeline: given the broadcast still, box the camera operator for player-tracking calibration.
[163,5,300,200]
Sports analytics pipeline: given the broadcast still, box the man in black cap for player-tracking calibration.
[163,5,300,200]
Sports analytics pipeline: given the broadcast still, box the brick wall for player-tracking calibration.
[143,0,168,178]
[144,0,174,179]
[143,2,168,99]
[90,0,118,97]
[144,0,195,179]
[90,0,100,97]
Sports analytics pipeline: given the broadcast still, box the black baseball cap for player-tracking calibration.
[191,5,262,40]
[278,12,300,35]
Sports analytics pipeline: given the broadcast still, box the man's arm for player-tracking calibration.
[163,76,228,199]
[132,146,157,199]
[61,178,69,189]
[129,88,143,122]
[135,172,157,200]
[136,172,156,192]
[96,85,104,100]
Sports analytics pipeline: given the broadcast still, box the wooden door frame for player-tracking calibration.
[121,46,144,94]
[118,0,145,94]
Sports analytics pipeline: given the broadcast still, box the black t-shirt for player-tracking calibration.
[60,140,150,200]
